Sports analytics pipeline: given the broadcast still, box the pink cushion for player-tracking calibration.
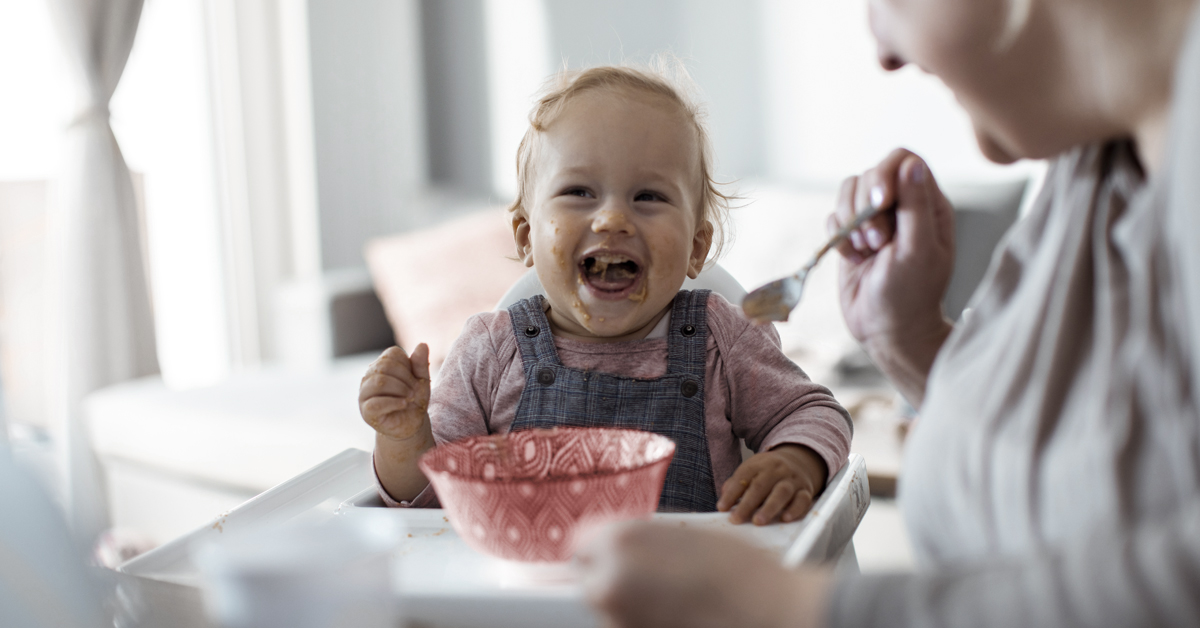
[364,208,528,372]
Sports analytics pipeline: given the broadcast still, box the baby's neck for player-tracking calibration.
[546,304,672,343]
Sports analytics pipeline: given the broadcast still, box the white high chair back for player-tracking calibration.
[493,264,748,311]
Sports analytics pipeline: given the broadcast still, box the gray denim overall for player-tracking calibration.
[507,290,718,512]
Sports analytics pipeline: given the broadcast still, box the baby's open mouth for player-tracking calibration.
[581,254,641,293]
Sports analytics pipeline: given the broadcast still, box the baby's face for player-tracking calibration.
[514,90,710,341]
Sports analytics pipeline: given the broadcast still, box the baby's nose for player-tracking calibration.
[591,203,636,234]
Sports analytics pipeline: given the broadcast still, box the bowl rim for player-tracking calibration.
[417,426,676,485]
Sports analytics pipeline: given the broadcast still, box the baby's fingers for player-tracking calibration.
[781,489,816,524]
[365,347,420,384]
[717,467,754,512]
[750,481,796,526]
[359,371,417,402]
[409,343,431,382]
[361,395,411,419]
[729,474,775,525]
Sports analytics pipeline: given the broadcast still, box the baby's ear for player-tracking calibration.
[512,214,535,267]
[687,220,714,279]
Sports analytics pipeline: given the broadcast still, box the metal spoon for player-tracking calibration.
[741,203,892,324]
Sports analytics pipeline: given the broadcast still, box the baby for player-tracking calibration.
[360,65,852,525]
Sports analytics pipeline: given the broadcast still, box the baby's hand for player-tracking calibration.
[358,344,432,441]
[717,444,828,526]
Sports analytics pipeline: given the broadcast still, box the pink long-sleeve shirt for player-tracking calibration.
[379,293,852,507]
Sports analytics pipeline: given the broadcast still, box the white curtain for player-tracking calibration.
[46,0,158,543]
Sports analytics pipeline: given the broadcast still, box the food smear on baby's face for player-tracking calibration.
[627,278,649,303]
[524,89,707,342]
[571,293,592,324]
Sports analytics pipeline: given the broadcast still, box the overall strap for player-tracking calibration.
[507,295,561,373]
[666,290,710,377]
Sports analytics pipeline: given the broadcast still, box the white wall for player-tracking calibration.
[542,0,769,185]
[465,0,1035,199]
[760,0,1037,186]
[307,0,427,271]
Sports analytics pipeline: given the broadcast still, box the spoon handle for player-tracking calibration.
[801,203,890,275]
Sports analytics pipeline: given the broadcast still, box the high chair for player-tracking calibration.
[114,264,869,628]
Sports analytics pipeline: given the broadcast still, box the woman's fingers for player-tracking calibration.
[855,149,912,251]
[832,177,866,261]
[833,165,900,261]
[893,155,955,259]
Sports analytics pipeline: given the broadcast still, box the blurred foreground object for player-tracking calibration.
[0,448,107,628]
[193,510,401,628]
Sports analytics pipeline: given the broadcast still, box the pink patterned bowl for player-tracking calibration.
[418,427,675,563]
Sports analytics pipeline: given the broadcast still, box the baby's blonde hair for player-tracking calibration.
[508,61,734,263]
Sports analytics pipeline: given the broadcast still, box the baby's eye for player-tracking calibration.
[634,191,666,203]
[563,187,592,198]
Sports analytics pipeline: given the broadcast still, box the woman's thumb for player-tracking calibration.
[892,157,939,257]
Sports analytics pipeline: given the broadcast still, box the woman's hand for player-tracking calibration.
[359,344,436,501]
[578,521,832,628]
[717,445,828,526]
[831,149,956,408]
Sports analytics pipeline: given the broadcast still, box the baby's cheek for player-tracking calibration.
[647,235,690,281]
[551,244,569,269]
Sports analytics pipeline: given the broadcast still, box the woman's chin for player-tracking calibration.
[974,126,1023,164]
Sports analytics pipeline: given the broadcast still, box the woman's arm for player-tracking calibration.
[829,500,1200,628]
[581,499,1200,628]
[831,149,957,409]
[579,521,833,628]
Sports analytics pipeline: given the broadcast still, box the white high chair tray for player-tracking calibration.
[118,449,868,628]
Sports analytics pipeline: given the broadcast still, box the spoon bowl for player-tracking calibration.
[741,202,892,324]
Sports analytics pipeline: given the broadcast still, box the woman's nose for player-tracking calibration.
[591,203,636,235]
[877,49,906,71]
[867,0,907,72]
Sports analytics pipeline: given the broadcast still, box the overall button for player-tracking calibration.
[680,324,696,337]
[680,379,699,398]
[524,326,540,337]
[537,368,556,385]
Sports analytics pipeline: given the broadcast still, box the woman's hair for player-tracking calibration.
[508,61,735,263]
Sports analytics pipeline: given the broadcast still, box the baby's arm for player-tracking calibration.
[707,295,853,526]
[359,344,436,503]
